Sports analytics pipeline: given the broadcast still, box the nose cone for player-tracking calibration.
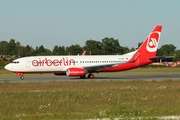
[4,64,12,71]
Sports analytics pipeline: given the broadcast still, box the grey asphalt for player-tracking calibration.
[0,73,180,83]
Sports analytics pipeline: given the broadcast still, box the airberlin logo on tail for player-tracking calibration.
[146,31,160,52]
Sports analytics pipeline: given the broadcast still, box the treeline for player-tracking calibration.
[0,38,133,57]
[0,38,180,66]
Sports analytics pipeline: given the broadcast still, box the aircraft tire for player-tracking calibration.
[20,76,24,80]
[88,74,94,79]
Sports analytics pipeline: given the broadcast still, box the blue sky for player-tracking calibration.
[0,0,180,50]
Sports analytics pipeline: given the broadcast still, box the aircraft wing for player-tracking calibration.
[83,63,123,72]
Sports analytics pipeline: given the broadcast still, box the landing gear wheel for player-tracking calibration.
[20,76,24,80]
[88,74,94,79]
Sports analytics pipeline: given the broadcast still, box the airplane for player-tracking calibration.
[4,25,162,80]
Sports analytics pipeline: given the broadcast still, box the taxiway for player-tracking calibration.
[0,73,180,83]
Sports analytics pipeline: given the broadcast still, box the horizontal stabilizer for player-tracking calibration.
[148,56,165,62]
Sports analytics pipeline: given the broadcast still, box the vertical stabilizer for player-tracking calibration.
[129,26,162,62]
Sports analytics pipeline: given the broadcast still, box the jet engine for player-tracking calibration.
[66,68,86,77]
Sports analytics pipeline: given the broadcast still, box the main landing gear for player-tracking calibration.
[80,73,94,79]
[88,73,94,79]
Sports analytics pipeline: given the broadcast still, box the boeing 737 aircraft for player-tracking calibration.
[4,25,162,80]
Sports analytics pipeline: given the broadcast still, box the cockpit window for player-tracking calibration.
[11,61,19,64]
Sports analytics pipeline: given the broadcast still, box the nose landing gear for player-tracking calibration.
[14,72,24,80]
[20,76,24,80]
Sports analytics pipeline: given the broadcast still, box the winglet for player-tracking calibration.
[82,50,86,55]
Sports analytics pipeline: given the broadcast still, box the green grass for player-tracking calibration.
[0,67,180,119]
[0,80,180,119]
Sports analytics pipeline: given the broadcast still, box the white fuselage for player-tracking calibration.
[5,54,133,73]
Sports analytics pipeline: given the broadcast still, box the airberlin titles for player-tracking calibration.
[32,57,75,67]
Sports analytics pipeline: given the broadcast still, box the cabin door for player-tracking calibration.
[26,59,30,68]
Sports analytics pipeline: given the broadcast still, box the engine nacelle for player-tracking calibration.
[66,68,86,77]
[54,71,66,76]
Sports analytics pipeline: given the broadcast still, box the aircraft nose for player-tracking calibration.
[4,64,12,71]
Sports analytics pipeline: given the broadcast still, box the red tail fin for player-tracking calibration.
[129,25,162,62]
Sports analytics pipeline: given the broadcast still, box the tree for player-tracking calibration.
[18,46,26,57]
[129,47,136,52]
[0,41,9,55]
[83,40,103,55]
[39,45,45,53]
[157,44,176,56]
[53,45,59,55]
[16,41,21,56]
[137,42,143,49]
[35,45,52,55]
[66,44,82,55]
[174,50,180,61]
[101,37,121,55]
[21,45,36,56]
[8,39,17,55]
[121,46,130,54]
[40,48,52,55]
[53,45,66,55]
[58,46,66,55]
